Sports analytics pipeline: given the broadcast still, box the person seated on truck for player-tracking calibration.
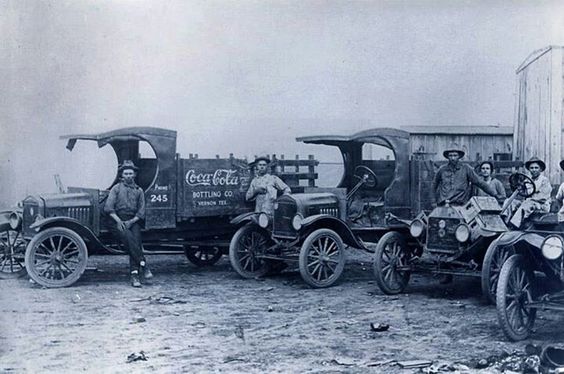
[508,157,552,228]
[473,160,506,204]
[104,160,152,288]
[433,147,503,207]
[246,156,291,216]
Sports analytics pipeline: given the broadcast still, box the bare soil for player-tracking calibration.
[1,250,562,373]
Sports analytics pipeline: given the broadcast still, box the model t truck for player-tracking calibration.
[1,127,263,287]
[229,127,527,294]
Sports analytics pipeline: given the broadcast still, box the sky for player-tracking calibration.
[1,0,564,206]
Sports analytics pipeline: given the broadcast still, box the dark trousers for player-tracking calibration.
[109,214,145,273]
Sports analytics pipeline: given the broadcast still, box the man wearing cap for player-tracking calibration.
[473,160,506,204]
[509,157,552,228]
[433,148,502,206]
[104,160,152,287]
[246,156,291,216]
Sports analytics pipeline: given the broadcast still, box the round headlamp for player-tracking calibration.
[409,219,425,238]
[541,235,563,260]
[292,214,304,231]
[455,224,470,243]
[258,213,270,228]
[9,211,21,230]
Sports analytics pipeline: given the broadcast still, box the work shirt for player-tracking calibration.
[555,183,564,221]
[246,174,291,215]
[104,181,145,220]
[528,174,552,210]
[473,177,507,204]
[433,162,499,206]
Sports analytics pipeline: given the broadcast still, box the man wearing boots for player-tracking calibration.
[104,160,153,287]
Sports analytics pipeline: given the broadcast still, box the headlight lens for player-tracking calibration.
[292,214,304,231]
[258,213,269,228]
[409,219,425,238]
[9,211,21,230]
[455,224,470,242]
[541,235,563,260]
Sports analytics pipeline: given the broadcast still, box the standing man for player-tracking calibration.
[473,160,507,204]
[104,160,152,287]
[246,156,291,216]
[509,157,552,228]
[433,147,503,206]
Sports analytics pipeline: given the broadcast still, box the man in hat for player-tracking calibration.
[246,156,291,216]
[473,160,506,204]
[433,148,503,206]
[104,160,152,287]
[509,157,552,228]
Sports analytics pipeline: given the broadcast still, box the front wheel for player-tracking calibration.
[25,227,88,288]
[299,229,345,288]
[496,254,537,341]
[229,224,272,279]
[373,231,411,295]
[185,246,223,267]
[481,240,514,304]
[0,229,27,279]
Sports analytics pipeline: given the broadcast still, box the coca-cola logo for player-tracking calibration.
[185,169,240,187]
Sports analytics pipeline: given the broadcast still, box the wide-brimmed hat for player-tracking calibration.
[525,156,546,171]
[249,155,271,166]
[478,160,495,171]
[442,147,465,159]
[118,160,139,172]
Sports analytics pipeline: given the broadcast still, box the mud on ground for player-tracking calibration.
[1,250,562,373]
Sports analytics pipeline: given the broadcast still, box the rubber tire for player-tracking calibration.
[373,231,411,295]
[229,224,271,279]
[496,254,537,341]
[0,229,27,279]
[481,240,514,304]
[25,227,88,288]
[185,246,223,267]
[299,229,345,288]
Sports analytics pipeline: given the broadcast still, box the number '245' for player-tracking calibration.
[150,194,168,203]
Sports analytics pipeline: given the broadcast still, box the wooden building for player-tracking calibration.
[402,126,513,161]
[514,45,564,183]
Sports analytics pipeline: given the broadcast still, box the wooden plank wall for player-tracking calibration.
[410,134,513,161]
[514,46,564,184]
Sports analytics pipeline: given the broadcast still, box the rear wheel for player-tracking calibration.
[185,246,223,267]
[25,227,88,288]
[0,229,27,279]
[481,241,514,304]
[299,229,345,288]
[496,254,537,341]
[373,231,411,295]
[229,224,272,278]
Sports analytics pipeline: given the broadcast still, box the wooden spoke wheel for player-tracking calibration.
[481,240,515,304]
[185,246,223,267]
[298,229,345,288]
[496,254,537,341]
[373,231,411,295]
[229,224,272,278]
[0,229,27,279]
[25,227,88,288]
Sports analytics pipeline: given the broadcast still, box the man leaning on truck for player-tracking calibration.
[246,156,291,216]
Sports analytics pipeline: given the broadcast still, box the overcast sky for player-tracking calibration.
[1,0,563,206]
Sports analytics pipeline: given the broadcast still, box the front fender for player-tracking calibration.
[230,212,259,226]
[496,230,545,248]
[29,217,105,251]
[301,215,366,250]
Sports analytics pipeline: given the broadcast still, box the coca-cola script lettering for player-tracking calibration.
[185,169,240,187]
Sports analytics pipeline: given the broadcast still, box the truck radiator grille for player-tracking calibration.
[67,207,91,225]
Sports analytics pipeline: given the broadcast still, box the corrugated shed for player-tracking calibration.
[514,45,564,183]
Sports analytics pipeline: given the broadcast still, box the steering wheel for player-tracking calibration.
[509,172,536,198]
[353,165,378,188]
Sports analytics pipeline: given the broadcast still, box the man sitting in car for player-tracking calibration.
[508,157,552,228]
[433,147,503,206]
[473,160,506,204]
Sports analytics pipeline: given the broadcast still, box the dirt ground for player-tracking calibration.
[1,249,562,373]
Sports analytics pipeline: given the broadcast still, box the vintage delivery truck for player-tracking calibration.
[0,127,268,287]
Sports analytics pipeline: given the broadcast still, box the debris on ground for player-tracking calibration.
[129,295,187,305]
[397,359,433,369]
[234,325,245,341]
[131,316,146,323]
[126,351,147,363]
[370,322,390,332]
